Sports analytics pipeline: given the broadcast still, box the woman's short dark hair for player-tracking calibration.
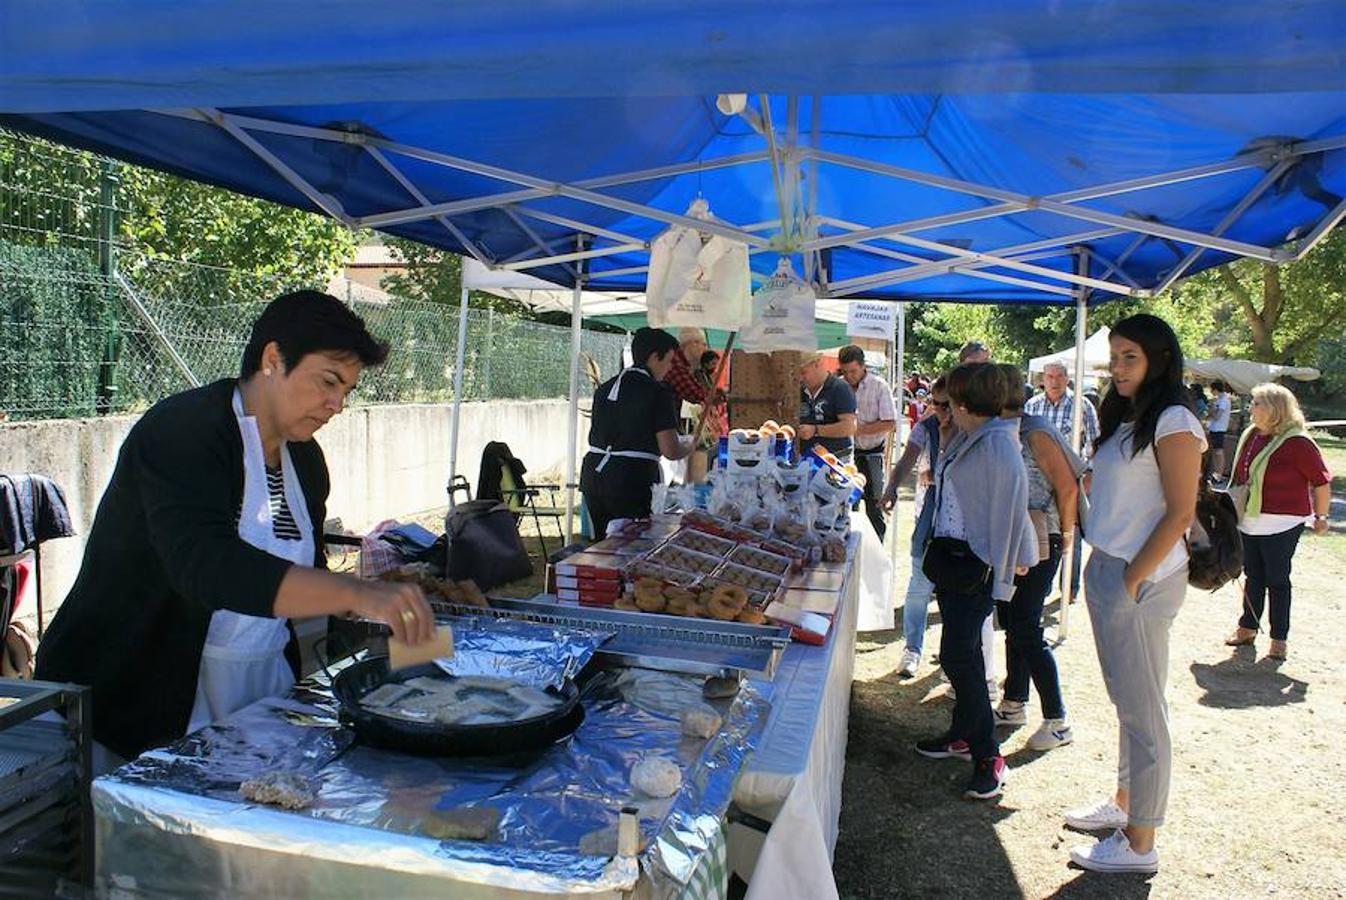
[699,350,720,370]
[997,364,1025,414]
[632,327,680,368]
[946,362,1008,417]
[240,290,388,378]
[1096,313,1192,458]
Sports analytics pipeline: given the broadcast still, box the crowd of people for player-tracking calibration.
[576,318,1333,877]
[879,318,1334,876]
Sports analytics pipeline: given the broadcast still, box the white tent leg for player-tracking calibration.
[886,302,906,587]
[1059,252,1091,640]
[447,283,471,498]
[563,242,585,546]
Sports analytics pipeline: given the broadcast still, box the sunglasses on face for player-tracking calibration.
[929,399,951,409]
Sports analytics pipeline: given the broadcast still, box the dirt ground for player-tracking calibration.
[833,489,1346,898]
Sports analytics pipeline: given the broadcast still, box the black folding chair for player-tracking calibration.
[478,444,565,559]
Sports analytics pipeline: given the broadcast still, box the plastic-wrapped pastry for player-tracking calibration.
[680,705,723,739]
[631,755,682,798]
[703,674,741,699]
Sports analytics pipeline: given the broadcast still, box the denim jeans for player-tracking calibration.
[901,558,935,654]
[935,583,998,762]
[1238,524,1304,640]
[998,534,1066,719]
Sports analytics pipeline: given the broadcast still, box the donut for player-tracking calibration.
[779,424,796,440]
[737,607,767,625]
[707,596,741,620]
[665,596,696,617]
[614,595,640,612]
[711,583,749,609]
[636,577,664,593]
[635,587,667,613]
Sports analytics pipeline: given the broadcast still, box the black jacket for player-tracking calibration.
[35,379,328,759]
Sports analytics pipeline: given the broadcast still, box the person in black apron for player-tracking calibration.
[36,291,437,770]
[581,328,694,538]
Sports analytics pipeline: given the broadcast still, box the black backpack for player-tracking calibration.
[1187,485,1243,591]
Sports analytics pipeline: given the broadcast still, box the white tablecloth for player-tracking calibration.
[730,532,864,900]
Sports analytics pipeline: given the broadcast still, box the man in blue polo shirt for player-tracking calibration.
[798,354,858,462]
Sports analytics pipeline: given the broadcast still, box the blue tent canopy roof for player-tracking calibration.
[4,2,1346,305]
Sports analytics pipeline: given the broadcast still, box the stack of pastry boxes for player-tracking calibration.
[622,514,801,610]
[552,535,657,606]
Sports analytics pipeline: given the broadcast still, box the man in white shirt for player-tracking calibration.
[838,345,897,539]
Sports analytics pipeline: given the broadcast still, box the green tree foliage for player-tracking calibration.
[381,236,531,315]
[1176,228,1346,366]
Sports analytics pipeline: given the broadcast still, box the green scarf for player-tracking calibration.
[1230,424,1307,517]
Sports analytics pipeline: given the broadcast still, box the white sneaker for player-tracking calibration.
[897,648,921,677]
[993,700,1027,726]
[1027,718,1074,750]
[1070,829,1159,874]
[1064,798,1129,831]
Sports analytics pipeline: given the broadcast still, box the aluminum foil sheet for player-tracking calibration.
[95,655,768,897]
[432,616,613,689]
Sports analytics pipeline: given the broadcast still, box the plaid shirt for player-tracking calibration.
[1025,389,1099,458]
[664,349,706,406]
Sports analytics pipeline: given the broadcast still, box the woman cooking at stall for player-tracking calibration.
[580,327,694,538]
[36,291,436,772]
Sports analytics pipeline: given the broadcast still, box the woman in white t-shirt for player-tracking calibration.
[1064,315,1204,875]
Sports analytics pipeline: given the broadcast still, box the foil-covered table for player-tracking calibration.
[731,529,863,900]
[94,620,770,899]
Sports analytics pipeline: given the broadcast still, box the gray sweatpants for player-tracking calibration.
[1084,549,1187,828]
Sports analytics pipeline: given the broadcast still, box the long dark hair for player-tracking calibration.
[1096,314,1193,458]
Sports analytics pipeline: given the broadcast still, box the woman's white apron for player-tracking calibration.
[187,389,313,732]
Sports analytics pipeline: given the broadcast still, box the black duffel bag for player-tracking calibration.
[444,500,532,590]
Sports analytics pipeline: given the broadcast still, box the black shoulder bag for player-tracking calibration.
[920,457,992,593]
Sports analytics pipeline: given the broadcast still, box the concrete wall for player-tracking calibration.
[1,399,579,625]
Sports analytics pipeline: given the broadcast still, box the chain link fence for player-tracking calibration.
[0,130,628,421]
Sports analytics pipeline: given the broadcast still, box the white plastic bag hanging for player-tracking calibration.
[645,199,751,330]
[739,258,818,353]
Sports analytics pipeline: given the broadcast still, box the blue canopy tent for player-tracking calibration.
[5,0,1346,629]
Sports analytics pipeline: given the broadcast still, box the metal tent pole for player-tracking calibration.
[1058,249,1091,641]
[887,302,906,572]
[447,282,470,495]
[563,237,586,546]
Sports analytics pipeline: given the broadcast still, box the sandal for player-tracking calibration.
[1224,628,1257,647]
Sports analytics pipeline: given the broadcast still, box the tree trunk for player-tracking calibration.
[1219,266,1276,361]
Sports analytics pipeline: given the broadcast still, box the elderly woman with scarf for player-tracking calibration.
[1224,383,1332,660]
